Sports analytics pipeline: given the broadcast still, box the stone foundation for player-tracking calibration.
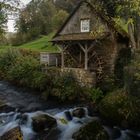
[61,68,96,87]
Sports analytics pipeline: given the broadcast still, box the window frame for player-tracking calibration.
[80,18,90,33]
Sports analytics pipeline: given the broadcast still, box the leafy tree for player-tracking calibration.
[14,0,69,44]
[0,0,20,35]
[52,10,68,31]
[54,0,81,13]
[90,0,140,48]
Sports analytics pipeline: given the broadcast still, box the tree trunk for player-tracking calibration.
[135,15,140,48]
[128,20,136,49]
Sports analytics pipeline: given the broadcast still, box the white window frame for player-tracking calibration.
[81,19,90,32]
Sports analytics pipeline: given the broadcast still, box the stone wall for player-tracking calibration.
[61,68,96,87]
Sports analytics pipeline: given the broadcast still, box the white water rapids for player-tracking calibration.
[0,107,140,140]
[0,108,93,140]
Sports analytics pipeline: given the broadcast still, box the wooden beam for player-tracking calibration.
[79,50,82,64]
[59,44,69,68]
[79,43,89,70]
[59,45,66,68]
[61,48,64,68]
[79,43,85,53]
[67,51,79,64]
[88,44,94,52]
[88,51,96,61]
[85,44,88,70]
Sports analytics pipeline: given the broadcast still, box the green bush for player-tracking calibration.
[124,61,140,96]
[7,56,41,86]
[0,48,20,78]
[52,72,84,101]
[99,89,140,130]
[99,75,116,93]
[85,87,104,104]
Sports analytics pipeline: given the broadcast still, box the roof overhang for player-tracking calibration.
[52,32,111,43]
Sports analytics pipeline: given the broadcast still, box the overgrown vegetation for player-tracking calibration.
[0,49,99,102]
[124,50,140,96]
[98,49,140,131]
[99,89,140,130]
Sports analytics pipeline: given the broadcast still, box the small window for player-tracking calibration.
[81,19,90,32]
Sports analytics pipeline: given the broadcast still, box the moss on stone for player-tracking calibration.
[73,120,109,140]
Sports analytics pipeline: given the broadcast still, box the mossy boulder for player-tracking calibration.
[72,108,86,118]
[32,114,57,133]
[72,120,109,140]
[0,126,23,140]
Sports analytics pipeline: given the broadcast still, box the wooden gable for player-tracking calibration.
[52,1,110,42]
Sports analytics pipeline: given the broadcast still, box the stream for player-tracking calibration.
[0,81,140,140]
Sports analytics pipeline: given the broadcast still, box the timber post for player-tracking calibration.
[61,49,64,68]
[85,44,88,70]
[59,44,68,68]
[79,43,94,70]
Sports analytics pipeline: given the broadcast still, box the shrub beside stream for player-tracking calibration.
[0,49,89,102]
[99,89,140,130]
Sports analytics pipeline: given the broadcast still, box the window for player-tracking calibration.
[81,19,90,32]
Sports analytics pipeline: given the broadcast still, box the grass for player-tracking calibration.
[18,33,59,52]
[0,33,60,53]
[0,45,11,52]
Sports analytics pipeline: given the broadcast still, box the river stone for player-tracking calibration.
[32,114,57,133]
[36,128,61,140]
[0,100,15,113]
[72,120,109,140]
[112,127,121,139]
[16,114,28,125]
[0,126,23,140]
[87,103,99,117]
[64,111,73,121]
[126,130,140,140]
[72,108,85,118]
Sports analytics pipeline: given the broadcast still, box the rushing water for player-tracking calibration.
[0,108,93,140]
[0,81,140,140]
[0,108,140,140]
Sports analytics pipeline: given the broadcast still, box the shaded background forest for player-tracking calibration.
[3,0,83,46]
[1,0,140,49]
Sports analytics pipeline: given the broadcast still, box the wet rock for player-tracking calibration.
[87,103,98,117]
[37,128,61,140]
[72,108,85,118]
[23,103,42,112]
[126,130,140,140]
[112,127,121,139]
[0,101,15,113]
[121,120,129,129]
[32,114,57,133]
[73,120,109,140]
[64,111,72,121]
[0,126,23,140]
[16,114,28,125]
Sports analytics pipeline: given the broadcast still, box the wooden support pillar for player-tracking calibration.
[79,43,94,70]
[61,49,64,68]
[58,45,68,68]
[79,51,82,64]
[85,44,88,70]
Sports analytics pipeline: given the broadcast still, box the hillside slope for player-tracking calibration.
[18,33,59,52]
